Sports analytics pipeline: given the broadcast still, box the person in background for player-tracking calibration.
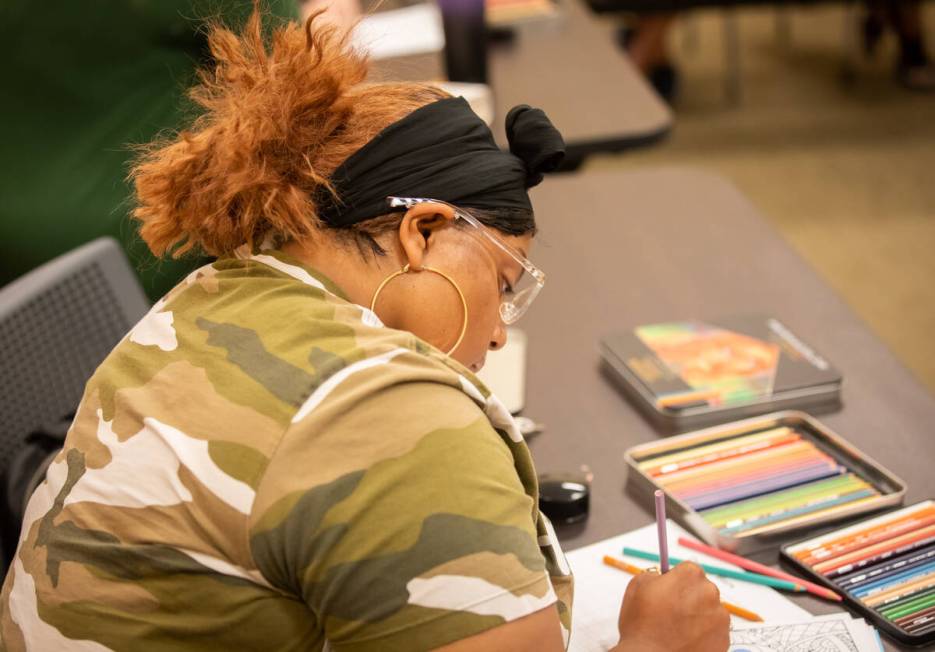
[619,13,679,102]
[0,1,297,302]
[0,9,730,651]
[618,1,934,101]
[864,0,935,90]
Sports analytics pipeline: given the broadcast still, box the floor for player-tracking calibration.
[586,3,935,394]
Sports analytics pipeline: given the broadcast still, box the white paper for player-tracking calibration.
[565,520,811,652]
[476,328,526,413]
[730,613,884,652]
[351,4,444,60]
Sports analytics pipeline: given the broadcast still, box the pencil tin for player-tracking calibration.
[780,501,935,647]
[624,411,906,555]
[600,315,842,433]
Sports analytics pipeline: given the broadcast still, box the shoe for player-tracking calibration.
[897,62,935,91]
[615,24,636,51]
[862,13,884,57]
[648,63,679,103]
[897,40,935,91]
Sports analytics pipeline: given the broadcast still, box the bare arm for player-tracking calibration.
[434,563,731,652]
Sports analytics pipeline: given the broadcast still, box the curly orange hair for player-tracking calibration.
[130,9,449,258]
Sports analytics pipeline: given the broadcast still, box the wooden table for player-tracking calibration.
[520,167,935,652]
[371,0,673,168]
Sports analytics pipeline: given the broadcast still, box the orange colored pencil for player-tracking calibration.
[797,511,935,565]
[722,602,764,622]
[792,504,935,557]
[677,537,842,602]
[814,524,935,574]
[604,556,649,575]
[602,556,763,622]
[644,432,802,477]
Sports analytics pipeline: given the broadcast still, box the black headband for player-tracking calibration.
[318,96,565,227]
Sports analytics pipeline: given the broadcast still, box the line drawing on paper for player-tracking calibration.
[730,620,860,652]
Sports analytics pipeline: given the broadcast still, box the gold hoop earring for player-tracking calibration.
[370,264,468,356]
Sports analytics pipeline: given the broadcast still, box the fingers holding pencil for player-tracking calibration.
[604,556,763,622]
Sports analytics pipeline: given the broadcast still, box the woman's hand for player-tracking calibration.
[612,562,731,652]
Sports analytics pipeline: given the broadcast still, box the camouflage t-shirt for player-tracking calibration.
[0,250,573,651]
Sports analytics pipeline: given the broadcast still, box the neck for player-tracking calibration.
[281,239,400,314]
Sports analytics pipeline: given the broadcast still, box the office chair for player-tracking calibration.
[0,237,150,573]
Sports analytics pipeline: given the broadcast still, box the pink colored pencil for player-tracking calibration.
[656,490,670,573]
[678,537,842,602]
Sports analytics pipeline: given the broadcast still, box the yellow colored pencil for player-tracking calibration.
[602,556,763,622]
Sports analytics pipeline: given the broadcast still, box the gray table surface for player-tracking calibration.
[519,167,935,651]
[488,0,672,157]
[370,0,672,158]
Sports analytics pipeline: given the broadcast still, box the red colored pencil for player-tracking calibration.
[678,537,842,602]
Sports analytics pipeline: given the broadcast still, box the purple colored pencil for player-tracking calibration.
[682,466,844,510]
[655,490,670,573]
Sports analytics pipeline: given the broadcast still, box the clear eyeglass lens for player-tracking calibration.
[500,273,540,324]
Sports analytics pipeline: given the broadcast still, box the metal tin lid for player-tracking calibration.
[538,473,590,525]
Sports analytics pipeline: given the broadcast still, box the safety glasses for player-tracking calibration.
[387,196,545,324]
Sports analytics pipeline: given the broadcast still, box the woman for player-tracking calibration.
[0,10,729,652]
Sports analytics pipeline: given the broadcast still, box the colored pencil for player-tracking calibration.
[721,602,764,622]
[800,508,935,559]
[601,556,763,622]
[641,429,799,476]
[721,489,878,535]
[788,502,935,557]
[826,535,935,579]
[736,496,882,538]
[852,561,935,597]
[655,490,670,573]
[621,547,805,592]
[814,524,935,574]
[797,509,935,565]
[882,591,935,619]
[665,456,840,494]
[603,555,647,576]
[678,537,842,601]
[656,389,721,408]
[790,503,935,639]
[681,466,847,512]
[658,441,820,485]
[700,474,869,525]
[895,605,935,627]
[841,548,935,591]
[865,572,935,607]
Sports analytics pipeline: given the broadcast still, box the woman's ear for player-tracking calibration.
[397,202,456,271]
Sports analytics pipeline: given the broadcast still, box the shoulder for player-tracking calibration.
[248,379,551,648]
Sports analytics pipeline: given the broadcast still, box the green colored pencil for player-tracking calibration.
[622,547,805,592]
[882,592,935,620]
[701,475,866,526]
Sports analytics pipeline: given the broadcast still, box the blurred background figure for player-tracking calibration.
[618,0,934,102]
[864,0,935,89]
[619,13,679,101]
